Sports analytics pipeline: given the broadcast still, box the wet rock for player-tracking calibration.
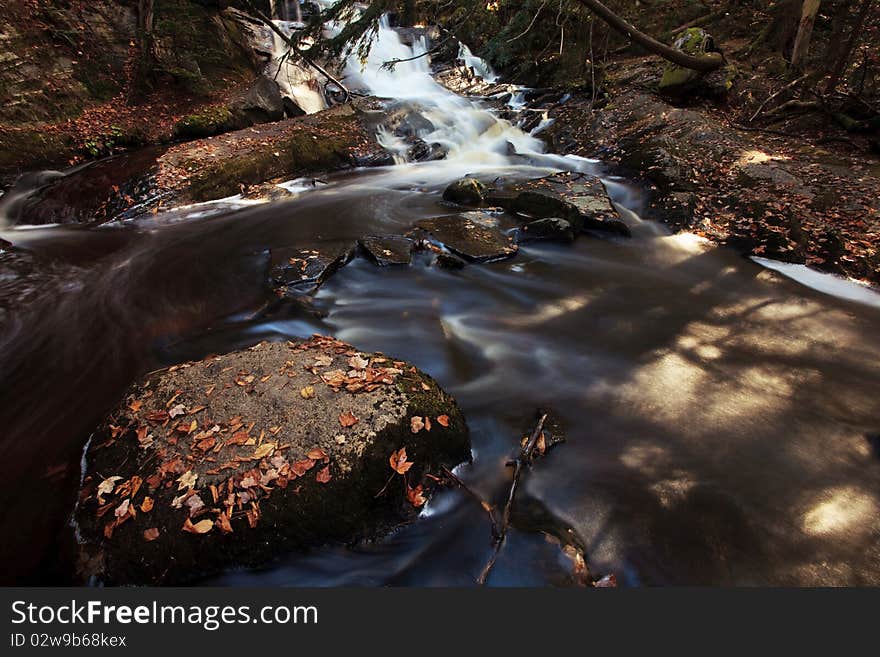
[414,214,518,262]
[514,173,631,237]
[73,337,471,585]
[230,75,285,126]
[519,218,576,243]
[356,151,396,168]
[483,188,519,211]
[513,190,583,228]
[359,236,414,266]
[442,178,486,206]
[435,252,467,270]
[407,139,447,163]
[282,97,307,119]
[270,243,353,292]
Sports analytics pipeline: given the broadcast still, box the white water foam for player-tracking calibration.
[752,257,880,309]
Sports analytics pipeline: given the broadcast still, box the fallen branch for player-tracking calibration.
[477,412,547,585]
[748,73,809,123]
[572,0,724,72]
[440,465,499,539]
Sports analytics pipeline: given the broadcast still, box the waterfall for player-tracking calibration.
[343,15,591,173]
[457,43,499,83]
[266,21,327,115]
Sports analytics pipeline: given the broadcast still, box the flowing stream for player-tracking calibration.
[1,19,880,586]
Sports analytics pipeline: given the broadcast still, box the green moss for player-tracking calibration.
[184,116,358,201]
[0,128,70,172]
[675,27,711,56]
[174,106,234,139]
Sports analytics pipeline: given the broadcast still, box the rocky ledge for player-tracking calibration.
[74,336,470,586]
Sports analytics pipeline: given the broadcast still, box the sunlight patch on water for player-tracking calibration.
[802,486,879,536]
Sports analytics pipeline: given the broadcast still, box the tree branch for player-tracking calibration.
[572,0,724,71]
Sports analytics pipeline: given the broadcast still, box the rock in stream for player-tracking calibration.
[73,337,470,585]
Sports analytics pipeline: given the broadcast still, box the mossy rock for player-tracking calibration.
[73,337,471,585]
[174,106,235,139]
[183,113,360,202]
[442,178,486,206]
[659,28,725,98]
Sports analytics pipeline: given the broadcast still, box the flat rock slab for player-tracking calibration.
[493,172,631,237]
[359,236,414,266]
[413,214,518,262]
[519,218,576,243]
[269,243,353,291]
[73,336,470,585]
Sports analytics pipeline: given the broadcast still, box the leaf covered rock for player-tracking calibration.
[73,337,470,585]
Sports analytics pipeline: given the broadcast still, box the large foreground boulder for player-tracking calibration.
[74,336,470,585]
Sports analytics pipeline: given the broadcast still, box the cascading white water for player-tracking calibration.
[343,15,592,173]
[457,42,499,83]
[266,21,327,115]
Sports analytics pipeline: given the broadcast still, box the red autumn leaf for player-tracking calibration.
[315,466,332,483]
[436,415,450,427]
[389,447,413,475]
[406,484,427,507]
[291,459,316,476]
[339,411,359,427]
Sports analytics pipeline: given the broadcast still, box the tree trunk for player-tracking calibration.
[825,0,875,94]
[137,0,156,83]
[750,0,803,55]
[572,0,723,71]
[790,0,821,68]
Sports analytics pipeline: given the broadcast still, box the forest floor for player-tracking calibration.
[543,56,880,285]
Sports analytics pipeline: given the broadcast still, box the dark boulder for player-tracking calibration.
[73,337,471,585]
[519,218,576,243]
[230,75,286,126]
[442,178,486,206]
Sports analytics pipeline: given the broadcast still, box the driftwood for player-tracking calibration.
[477,412,547,585]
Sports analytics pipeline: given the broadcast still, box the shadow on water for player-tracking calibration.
[2,14,880,585]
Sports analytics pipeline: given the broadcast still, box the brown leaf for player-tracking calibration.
[196,436,216,451]
[176,470,198,490]
[216,513,233,534]
[143,527,160,542]
[145,410,169,423]
[253,442,276,460]
[339,411,359,428]
[315,466,332,484]
[291,459,316,476]
[390,447,413,475]
[307,448,327,460]
[410,416,424,433]
[140,496,154,513]
[300,385,315,399]
[436,414,450,427]
[406,483,427,507]
[128,399,143,413]
[535,432,546,456]
[182,517,213,534]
